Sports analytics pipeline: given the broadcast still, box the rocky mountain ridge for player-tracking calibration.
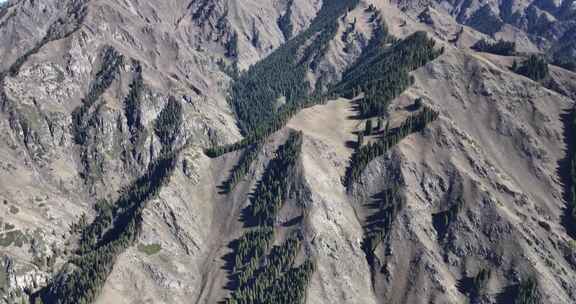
[0,0,575,303]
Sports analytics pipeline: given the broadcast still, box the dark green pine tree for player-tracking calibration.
[365,119,373,135]
[357,132,364,149]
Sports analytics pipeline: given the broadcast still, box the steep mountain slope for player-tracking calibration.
[392,0,576,66]
[0,0,320,302]
[0,0,576,304]
[356,48,575,303]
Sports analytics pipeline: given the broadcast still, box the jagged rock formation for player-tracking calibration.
[0,0,576,303]
[352,48,576,303]
[392,0,576,64]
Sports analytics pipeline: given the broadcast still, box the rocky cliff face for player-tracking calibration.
[394,0,576,61]
[1,0,576,304]
[358,48,575,303]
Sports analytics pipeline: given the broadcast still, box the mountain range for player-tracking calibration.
[1,0,576,303]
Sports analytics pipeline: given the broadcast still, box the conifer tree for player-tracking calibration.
[365,119,373,135]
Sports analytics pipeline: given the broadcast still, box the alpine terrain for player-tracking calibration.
[1,0,576,303]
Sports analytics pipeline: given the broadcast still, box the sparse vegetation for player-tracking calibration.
[357,132,364,148]
[432,197,464,240]
[39,91,183,303]
[69,47,125,183]
[222,143,262,193]
[9,205,19,214]
[138,243,162,255]
[204,100,314,158]
[40,152,178,304]
[344,106,439,187]
[69,213,88,234]
[362,183,404,264]
[514,277,540,304]
[471,268,491,299]
[4,1,567,304]
[0,266,7,294]
[552,39,576,72]
[339,29,441,189]
[568,239,576,251]
[226,31,239,58]
[7,0,87,78]
[72,47,124,146]
[0,230,26,247]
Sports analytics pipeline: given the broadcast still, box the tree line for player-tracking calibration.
[564,107,576,237]
[244,132,303,227]
[72,47,124,146]
[204,98,320,158]
[231,227,275,274]
[277,0,294,40]
[224,132,315,304]
[123,60,148,154]
[38,152,178,304]
[344,105,439,187]
[205,0,360,160]
[226,234,314,304]
[472,39,516,56]
[38,95,184,304]
[70,47,125,183]
[512,55,549,82]
[221,143,262,193]
[362,183,404,266]
[229,0,358,135]
[335,31,443,118]
[553,57,576,72]
[154,96,183,153]
[227,234,314,304]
